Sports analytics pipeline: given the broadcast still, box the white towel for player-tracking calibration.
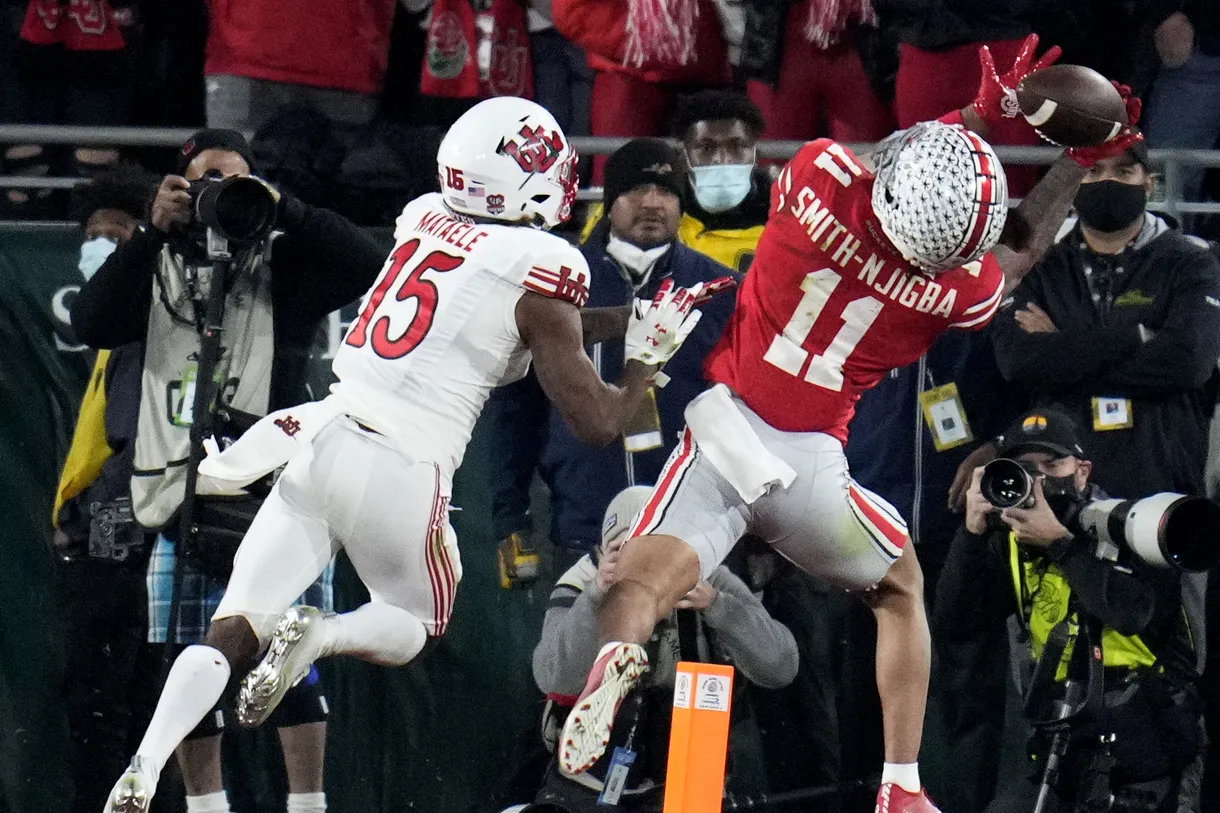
[196,397,346,493]
[684,384,796,503]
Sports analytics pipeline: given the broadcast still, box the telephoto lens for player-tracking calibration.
[189,176,278,243]
[979,458,1037,509]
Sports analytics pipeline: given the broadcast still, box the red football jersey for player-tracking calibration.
[705,139,1005,442]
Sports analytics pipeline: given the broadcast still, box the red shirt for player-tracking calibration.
[204,0,396,95]
[21,0,127,51]
[705,139,1005,443]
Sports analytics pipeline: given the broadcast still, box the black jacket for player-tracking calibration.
[538,225,741,549]
[991,214,1220,499]
[933,487,1196,678]
[875,0,1033,50]
[71,195,385,411]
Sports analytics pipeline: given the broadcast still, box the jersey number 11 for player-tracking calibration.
[763,268,882,392]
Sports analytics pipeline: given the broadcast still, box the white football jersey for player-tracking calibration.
[330,193,590,475]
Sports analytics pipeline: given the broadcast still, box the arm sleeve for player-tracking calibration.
[702,567,799,689]
[70,227,162,348]
[531,578,608,696]
[269,196,389,324]
[990,283,1144,391]
[1048,541,1158,636]
[931,526,1018,642]
[1096,255,1220,396]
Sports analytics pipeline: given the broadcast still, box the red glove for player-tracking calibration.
[972,33,1062,129]
[1066,82,1144,168]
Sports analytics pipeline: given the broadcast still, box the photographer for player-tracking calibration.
[934,409,1205,813]
[527,486,798,813]
[71,129,386,813]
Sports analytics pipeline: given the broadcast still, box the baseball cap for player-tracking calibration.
[997,408,1086,459]
[601,486,654,548]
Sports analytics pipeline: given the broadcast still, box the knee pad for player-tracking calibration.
[266,665,329,728]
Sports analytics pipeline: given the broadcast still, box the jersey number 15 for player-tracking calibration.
[345,239,465,360]
[763,268,882,392]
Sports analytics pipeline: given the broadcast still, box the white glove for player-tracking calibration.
[625,279,703,367]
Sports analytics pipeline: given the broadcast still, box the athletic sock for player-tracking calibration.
[134,645,232,785]
[185,791,231,813]
[881,762,921,793]
[287,791,327,813]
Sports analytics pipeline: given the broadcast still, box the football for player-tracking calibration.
[1016,64,1128,148]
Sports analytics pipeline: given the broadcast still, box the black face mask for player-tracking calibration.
[1042,474,1083,519]
[1074,180,1147,233]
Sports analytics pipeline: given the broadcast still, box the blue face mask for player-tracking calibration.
[690,163,754,214]
[78,236,117,281]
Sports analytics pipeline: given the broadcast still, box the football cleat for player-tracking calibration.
[237,605,325,727]
[875,784,942,813]
[558,643,649,775]
[103,756,155,813]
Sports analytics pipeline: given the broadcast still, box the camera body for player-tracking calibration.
[184,175,279,245]
[978,458,1220,572]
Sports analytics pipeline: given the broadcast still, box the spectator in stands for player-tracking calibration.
[1,0,137,218]
[52,167,160,813]
[552,0,731,180]
[880,1,1045,194]
[991,140,1220,501]
[489,139,740,584]
[528,486,798,812]
[936,409,1206,813]
[203,0,397,137]
[743,0,895,146]
[528,0,593,137]
[71,129,385,813]
[672,90,770,274]
[580,90,770,274]
[1143,2,1220,205]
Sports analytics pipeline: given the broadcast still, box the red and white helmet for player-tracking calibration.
[436,96,578,230]
[871,121,1008,273]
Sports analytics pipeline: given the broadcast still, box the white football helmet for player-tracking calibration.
[871,121,1008,273]
[436,96,578,230]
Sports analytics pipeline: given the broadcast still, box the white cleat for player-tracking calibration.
[558,642,649,775]
[103,756,155,813]
[237,605,325,728]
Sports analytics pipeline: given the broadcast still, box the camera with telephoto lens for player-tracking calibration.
[1075,495,1220,572]
[980,459,1220,572]
[980,457,1040,509]
[185,175,278,244]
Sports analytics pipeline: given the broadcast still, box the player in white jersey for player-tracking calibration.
[104,97,729,813]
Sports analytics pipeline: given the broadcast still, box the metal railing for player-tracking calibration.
[3,125,1220,222]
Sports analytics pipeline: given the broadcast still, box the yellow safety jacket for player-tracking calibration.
[52,351,113,527]
[580,204,765,274]
[1008,533,1157,681]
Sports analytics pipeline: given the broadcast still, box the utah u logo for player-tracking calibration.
[498,125,564,174]
[274,416,302,437]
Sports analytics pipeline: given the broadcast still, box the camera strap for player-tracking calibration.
[1024,608,1105,726]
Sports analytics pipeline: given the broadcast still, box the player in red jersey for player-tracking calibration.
[557,35,1144,813]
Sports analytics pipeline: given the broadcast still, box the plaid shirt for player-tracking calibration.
[148,535,334,644]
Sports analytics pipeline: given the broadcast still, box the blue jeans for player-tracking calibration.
[530,28,593,136]
[1144,52,1220,202]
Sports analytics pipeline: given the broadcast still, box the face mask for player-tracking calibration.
[78,236,117,281]
[607,233,670,282]
[1042,473,1083,518]
[1073,180,1147,233]
[690,163,754,214]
